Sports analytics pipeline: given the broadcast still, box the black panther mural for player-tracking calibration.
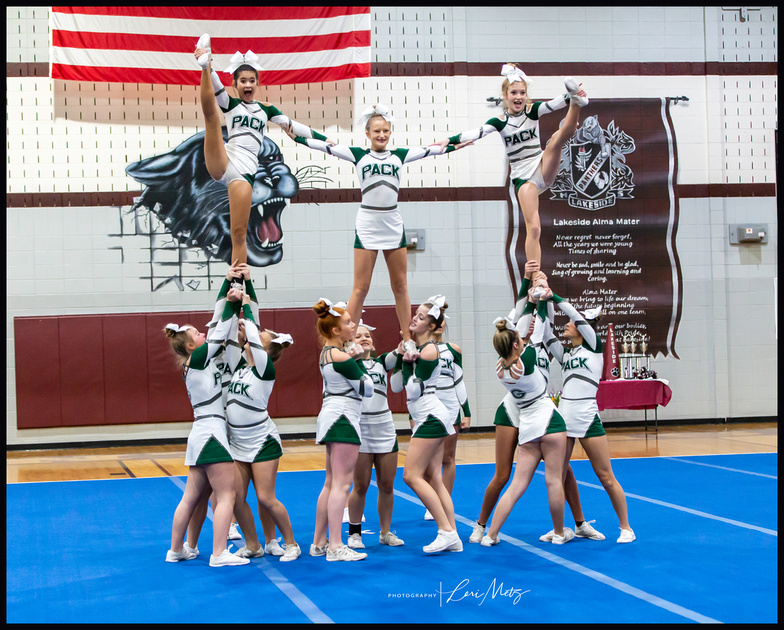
[126,128,298,267]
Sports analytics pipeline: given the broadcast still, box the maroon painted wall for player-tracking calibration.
[15,305,406,429]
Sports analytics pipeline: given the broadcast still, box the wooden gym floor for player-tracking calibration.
[6,422,777,484]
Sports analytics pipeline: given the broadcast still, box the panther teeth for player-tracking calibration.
[258,197,284,218]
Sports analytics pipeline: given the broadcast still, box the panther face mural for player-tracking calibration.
[125,128,298,267]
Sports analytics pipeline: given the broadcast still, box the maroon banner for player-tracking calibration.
[506,98,682,358]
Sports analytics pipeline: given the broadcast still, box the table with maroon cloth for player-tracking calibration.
[596,379,672,431]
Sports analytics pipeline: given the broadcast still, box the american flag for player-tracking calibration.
[50,7,371,86]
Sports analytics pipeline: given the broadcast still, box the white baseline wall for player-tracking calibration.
[6,7,777,445]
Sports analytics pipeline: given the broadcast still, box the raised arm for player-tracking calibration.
[393,144,456,164]
[446,118,504,145]
[265,105,327,141]
[224,300,243,373]
[539,299,564,363]
[192,288,241,368]
[241,304,272,378]
[210,69,231,111]
[292,136,361,163]
[552,293,598,350]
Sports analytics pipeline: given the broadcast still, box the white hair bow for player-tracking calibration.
[271,332,293,345]
[224,50,264,74]
[493,316,517,332]
[357,103,396,127]
[319,297,342,318]
[500,64,531,86]
[426,294,447,320]
[582,306,602,321]
[358,319,376,331]
[165,323,193,333]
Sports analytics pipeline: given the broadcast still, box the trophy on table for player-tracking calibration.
[641,335,650,371]
[630,334,639,376]
[620,333,632,378]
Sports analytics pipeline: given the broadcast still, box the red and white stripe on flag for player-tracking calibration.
[50,7,371,86]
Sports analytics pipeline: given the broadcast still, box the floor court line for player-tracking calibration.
[167,476,333,624]
[543,472,778,537]
[662,456,777,479]
[385,482,722,625]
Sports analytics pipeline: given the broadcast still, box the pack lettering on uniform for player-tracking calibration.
[563,357,589,372]
[228,381,251,398]
[371,372,387,386]
[537,356,549,370]
[231,115,263,132]
[214,372,223,387]
[361,163,400,180]
[505,129,538,146]
[439,357,454,375]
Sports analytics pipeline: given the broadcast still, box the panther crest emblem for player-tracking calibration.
[549,115,636,211]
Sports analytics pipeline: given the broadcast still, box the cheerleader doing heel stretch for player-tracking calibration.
[194,35,328,267]
[440,64,588,265]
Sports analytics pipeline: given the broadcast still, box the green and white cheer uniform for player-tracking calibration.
[316,347,374,445]
[494,312,565,445]
[544,294,606,439]
[182,295,237,467]
[435,342,471,427]
[209,70,325,186]
[448,96,567,193]
[293,137,455,250]
[396,341,454,439]
[226,306,283,463]
[357,352,400,454]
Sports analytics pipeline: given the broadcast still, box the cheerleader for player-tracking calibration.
[440,64,588,265]
[185,265,285,554]
[285,106,470,358]
[421,308,471,521]
[396,296,462,553]
[311,299,374,561]
[194,35,328,267]
[480,289,570,547]
[346,322,405,549]
[539,286,635,543]
[468,260,539,542]
[163,285,248,567]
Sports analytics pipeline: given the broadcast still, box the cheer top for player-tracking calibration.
[358,352,399,417]
[545,295,604,401]
[448,98,566,169]
[184,297,237,422]
[435,342,471,419]
[225,306,277,429]
[320,347,375,402]
[210,70,325,159]
[293,138,454,212]
[495,314,549,410]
